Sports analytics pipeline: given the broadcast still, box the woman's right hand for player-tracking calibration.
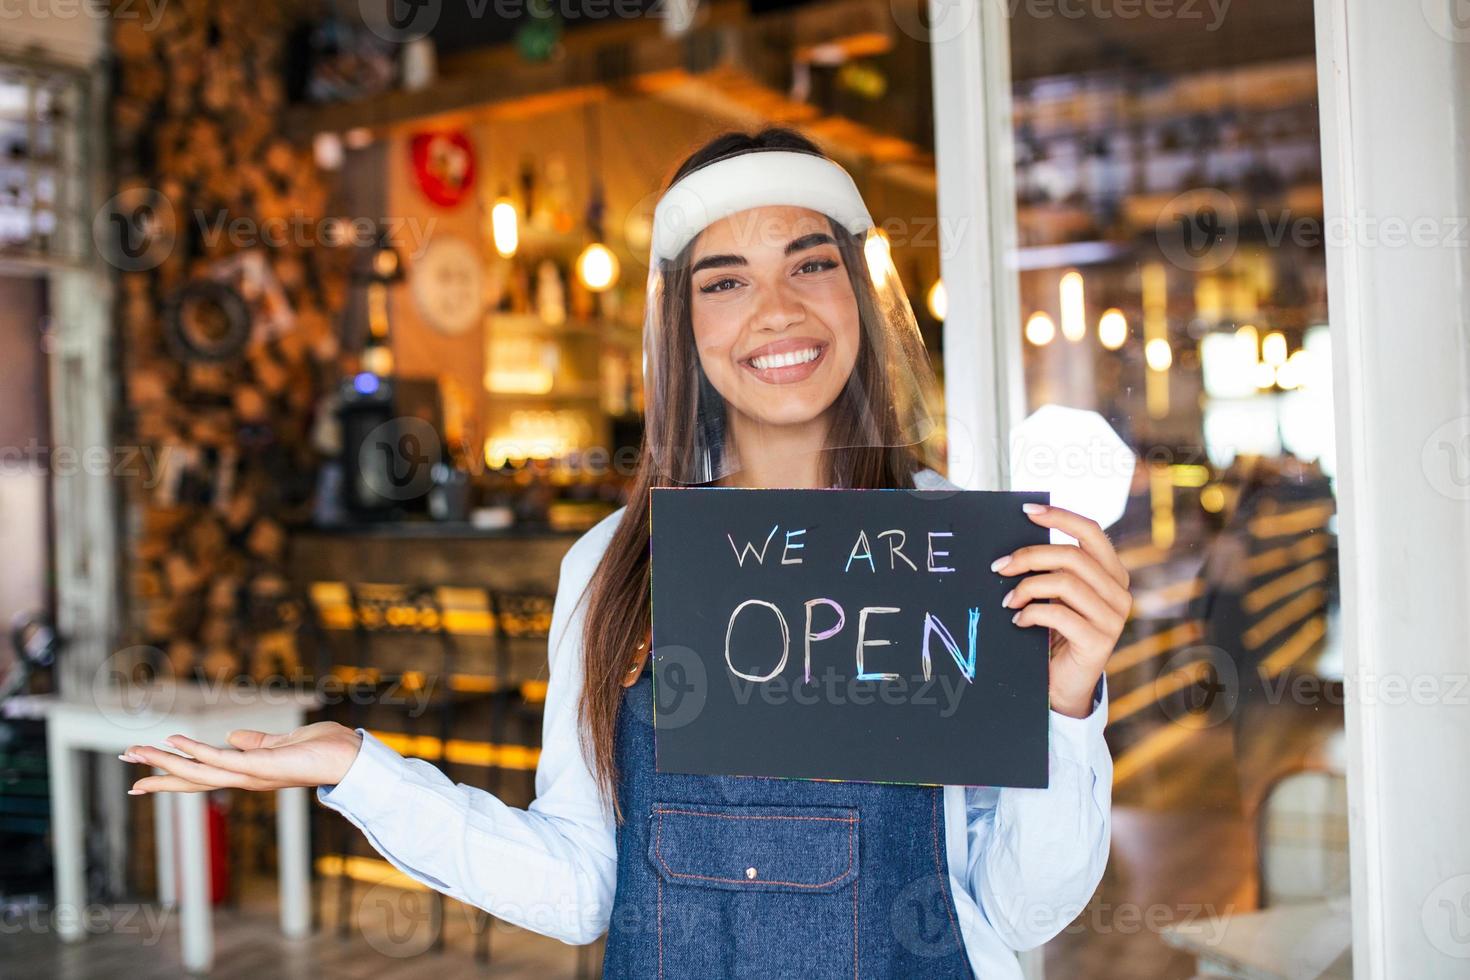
[121,722,364,794]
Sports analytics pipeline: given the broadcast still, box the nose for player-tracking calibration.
[750,277,806,332]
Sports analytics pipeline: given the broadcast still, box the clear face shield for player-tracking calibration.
[641,149,941,486]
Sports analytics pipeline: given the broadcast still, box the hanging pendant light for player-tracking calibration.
[491,186,519,258]
[576,103,619,293]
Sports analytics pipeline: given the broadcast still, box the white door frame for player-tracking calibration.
[1313,0,1470,974]
[930,0,1470,975]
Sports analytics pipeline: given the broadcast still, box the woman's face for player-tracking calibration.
[687,205,861,434]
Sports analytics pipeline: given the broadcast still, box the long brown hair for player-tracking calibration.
[578,127,934,817]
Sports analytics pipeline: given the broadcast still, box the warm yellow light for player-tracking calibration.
[1024,311,1056,346]
[1200,483,1226,513]
[1098,308,1128,350]
[1235,323,1259,361]
[1170,464,1211,488]
[927,278,947,321]
[1262,330,1288,367]
[864,229,893,285]
[491,198,519,258]
[1275,348,1310,390]
[576,242,619,292]
[1145,337,1173,371]
[361,343,394,377]
[1253,360,1278,389]
[1060,270,1086,342]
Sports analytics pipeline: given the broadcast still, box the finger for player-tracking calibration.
[994,545,1131,615]
[1005,571,1122,633]
[1013,602,1110,661]
[129,773,215,795]
[227,729,290,750]
[165,734,282,780]
[1022,504,1129,589]
[122,744,257,790]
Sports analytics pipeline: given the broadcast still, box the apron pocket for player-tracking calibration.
[648,802,861,979]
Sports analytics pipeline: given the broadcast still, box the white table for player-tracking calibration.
[24,682,317,973]
[1160,897,1352,979]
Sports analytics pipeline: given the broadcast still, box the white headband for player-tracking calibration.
[649,150,874,264]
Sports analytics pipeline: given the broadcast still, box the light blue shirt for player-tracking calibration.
[318,468,1112,978]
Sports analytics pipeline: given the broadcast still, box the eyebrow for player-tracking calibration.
[689,232,838,275]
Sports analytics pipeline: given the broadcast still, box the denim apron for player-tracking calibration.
[601,659,977,979]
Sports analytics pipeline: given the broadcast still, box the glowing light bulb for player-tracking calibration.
[1025,311,1056,346]
[927,279,947,321]
[576,242,619,292]
[491,198,519,258]
[1262,330,1288,367]
[1098,308,1128,350]
[1145,337,1173,372]
[1060,271,1086,342]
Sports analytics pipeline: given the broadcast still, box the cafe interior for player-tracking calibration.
[0,0,1349,977]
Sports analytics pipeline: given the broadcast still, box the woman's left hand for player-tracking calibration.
[992,503,1132,719]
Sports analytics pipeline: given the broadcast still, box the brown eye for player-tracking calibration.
[699,277,741,294]
[797,257,840,275]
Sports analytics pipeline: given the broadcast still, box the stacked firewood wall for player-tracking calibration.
[109,0,350,682]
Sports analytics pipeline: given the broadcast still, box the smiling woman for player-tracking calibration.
[120,127,1127,980]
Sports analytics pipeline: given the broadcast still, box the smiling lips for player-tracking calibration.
[740,338,829,384]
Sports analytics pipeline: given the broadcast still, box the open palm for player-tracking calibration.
[122,722,364,794]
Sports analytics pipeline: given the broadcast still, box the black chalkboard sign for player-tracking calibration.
[649,486,1052,788]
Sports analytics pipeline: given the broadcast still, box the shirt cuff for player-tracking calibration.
[316,729,406,817]
[1048,674,1109,767]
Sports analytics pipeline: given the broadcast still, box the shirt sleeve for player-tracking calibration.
[315,535,618,946]
[962,675,1112,950]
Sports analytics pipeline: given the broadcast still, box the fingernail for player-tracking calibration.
[127,789,144,795]
[1011,612,1021,625]
[990,556,1012,573]
[1022,503,1047,514]
[1001,589,1015,608]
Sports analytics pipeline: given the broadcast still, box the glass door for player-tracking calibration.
[937,3,1349,976]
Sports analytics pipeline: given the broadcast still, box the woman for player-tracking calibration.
[122,128,1131,978]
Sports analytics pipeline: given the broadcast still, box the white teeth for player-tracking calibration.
[749,347,821,371]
